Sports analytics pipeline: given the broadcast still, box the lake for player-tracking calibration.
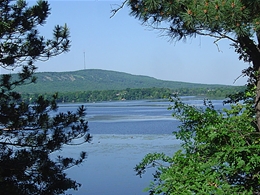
[53,98,225,195]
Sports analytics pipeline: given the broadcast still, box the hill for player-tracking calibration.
[14,69,238,94]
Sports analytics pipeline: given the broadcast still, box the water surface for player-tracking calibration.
[56,99,225,195]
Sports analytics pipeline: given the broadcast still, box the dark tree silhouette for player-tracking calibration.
[0,1,91,194]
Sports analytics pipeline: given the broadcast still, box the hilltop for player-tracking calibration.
[14,69,238,94]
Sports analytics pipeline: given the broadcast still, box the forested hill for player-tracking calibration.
[15,69,238,94]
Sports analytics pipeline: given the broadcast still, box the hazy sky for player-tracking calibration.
[2,0,250,85]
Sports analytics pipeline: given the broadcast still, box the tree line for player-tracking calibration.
[20,86,245,103]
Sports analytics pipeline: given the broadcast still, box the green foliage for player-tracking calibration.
[123,0,260,97]
[127,0,260,39]
[119,0,260,194]
[19,86,245,103]
[135,94,260,194]
[0,1,90,194]
[12,69,242,94]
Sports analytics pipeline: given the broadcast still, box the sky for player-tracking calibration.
[1,0,250,85]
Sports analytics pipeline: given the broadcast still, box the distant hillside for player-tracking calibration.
[14,69,238,94]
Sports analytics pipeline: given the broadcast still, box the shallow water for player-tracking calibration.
[63,134,182,195]
[55,99,225,194]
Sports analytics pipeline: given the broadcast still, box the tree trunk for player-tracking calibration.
[256,32,260,132]
[256,68,260,131]
[237,35,260,131]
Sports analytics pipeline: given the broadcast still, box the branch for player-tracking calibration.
[213,38,223,52]
[144,23,231,40]
[214,31,238,43]
[110,0,128,18]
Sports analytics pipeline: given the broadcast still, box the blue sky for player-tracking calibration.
[2,0,250,85]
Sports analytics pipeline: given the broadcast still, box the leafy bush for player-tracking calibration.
[135,94,260,194]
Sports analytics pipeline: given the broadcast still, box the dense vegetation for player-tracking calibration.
[0,1,90,194]
[110,0,260,194]
[13,69,239,93]
[14,69,245,103]
[21,86,245,103]
[136,92,259,194]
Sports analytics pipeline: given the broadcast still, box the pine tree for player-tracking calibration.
[111,0,260,194]
[112,0,260,130]
[0,1,91,194]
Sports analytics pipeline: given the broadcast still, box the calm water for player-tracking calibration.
[53,98,225,195]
